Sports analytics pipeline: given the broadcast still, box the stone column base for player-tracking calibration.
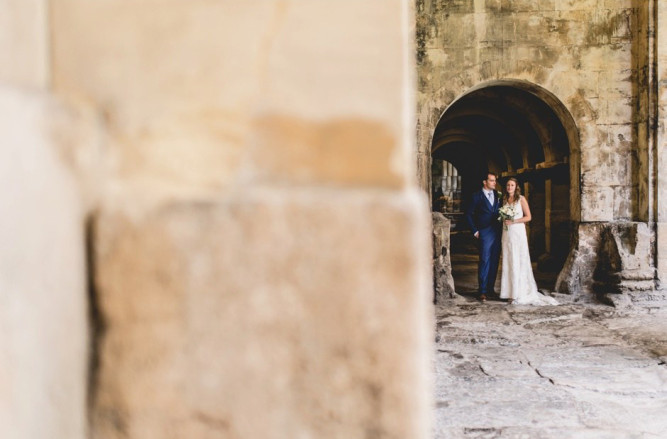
[432,212,455,303]
[555,223,603,300]
[556,222,658,304]
[593,222,655,295]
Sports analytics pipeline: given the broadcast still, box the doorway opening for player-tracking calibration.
[431,81,580,296]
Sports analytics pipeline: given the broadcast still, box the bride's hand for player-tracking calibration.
[504,219,514,226]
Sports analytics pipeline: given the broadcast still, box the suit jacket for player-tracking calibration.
[465,189,500,235]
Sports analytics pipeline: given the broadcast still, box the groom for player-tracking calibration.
[465,172,502,302]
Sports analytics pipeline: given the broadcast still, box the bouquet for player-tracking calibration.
[498,204,516,231]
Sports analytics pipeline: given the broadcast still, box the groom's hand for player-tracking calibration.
[474,231,479,238]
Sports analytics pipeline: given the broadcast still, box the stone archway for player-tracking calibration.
[430,80,580,298]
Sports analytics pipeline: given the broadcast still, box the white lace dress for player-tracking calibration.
[500,196,558,305]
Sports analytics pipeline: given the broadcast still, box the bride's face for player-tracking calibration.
[506,180,516,194]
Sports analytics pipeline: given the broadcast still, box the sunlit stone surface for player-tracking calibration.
[434,298,667,438]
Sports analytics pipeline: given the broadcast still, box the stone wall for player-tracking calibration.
[1,1,432,438]
[418,0,641,221]
[417,0,665,297]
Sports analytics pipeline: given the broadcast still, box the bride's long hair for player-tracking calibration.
[503,177,522,205]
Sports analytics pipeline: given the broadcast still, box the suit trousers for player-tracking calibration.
[478,226,501,295]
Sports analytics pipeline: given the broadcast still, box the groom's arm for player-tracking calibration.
[465,193,479,237]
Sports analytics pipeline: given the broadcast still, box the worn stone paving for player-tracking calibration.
[434,296,667,438]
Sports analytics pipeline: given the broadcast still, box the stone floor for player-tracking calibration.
[434,296,667,438]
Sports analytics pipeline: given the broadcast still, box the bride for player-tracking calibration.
[500,178,558,305]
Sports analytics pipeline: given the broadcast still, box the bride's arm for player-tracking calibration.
[515,196,531,224]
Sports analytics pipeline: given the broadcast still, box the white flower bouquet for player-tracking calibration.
[498,204,516,231]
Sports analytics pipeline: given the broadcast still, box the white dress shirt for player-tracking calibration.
[483,189,494,204]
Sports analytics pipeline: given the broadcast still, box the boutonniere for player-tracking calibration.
[496,191,502,199]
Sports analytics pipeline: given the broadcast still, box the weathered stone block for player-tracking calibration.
[579,45,632,73]
[581,187,614,222]
[580,126,634,190]
[587,8,633,45]
[427,0,473,15]
[555,0,601,12]
[555,70,599,99]
[613,185,634,222]
[597,69,633,99]
[92,190,432,439]
[439,13,476,48]
[547,10,593,46]
[555,223,603,299]
[506,0,555,13]
[599,0,633,10]
[481,17,504,45]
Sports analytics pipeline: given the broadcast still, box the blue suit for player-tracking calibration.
[465,190,502,296]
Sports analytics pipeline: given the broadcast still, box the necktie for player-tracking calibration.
[487,191,493,203]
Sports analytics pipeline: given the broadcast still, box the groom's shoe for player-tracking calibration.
[479,294,487,303]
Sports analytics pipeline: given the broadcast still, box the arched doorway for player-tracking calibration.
[431,81,580,295]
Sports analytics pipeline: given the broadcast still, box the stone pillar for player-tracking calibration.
[52,1,432,438]
[0,90,89,439]
[0,2,89,439]
[593,223,658,306]
[656,0,667,288]
[564,0,660,300]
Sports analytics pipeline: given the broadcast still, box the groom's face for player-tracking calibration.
[483,174,497,191]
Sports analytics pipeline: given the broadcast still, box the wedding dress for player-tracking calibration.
[500,196,558,305]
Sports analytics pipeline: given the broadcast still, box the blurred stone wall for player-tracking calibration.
[0,0,88,438]
[1,1,432,438]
